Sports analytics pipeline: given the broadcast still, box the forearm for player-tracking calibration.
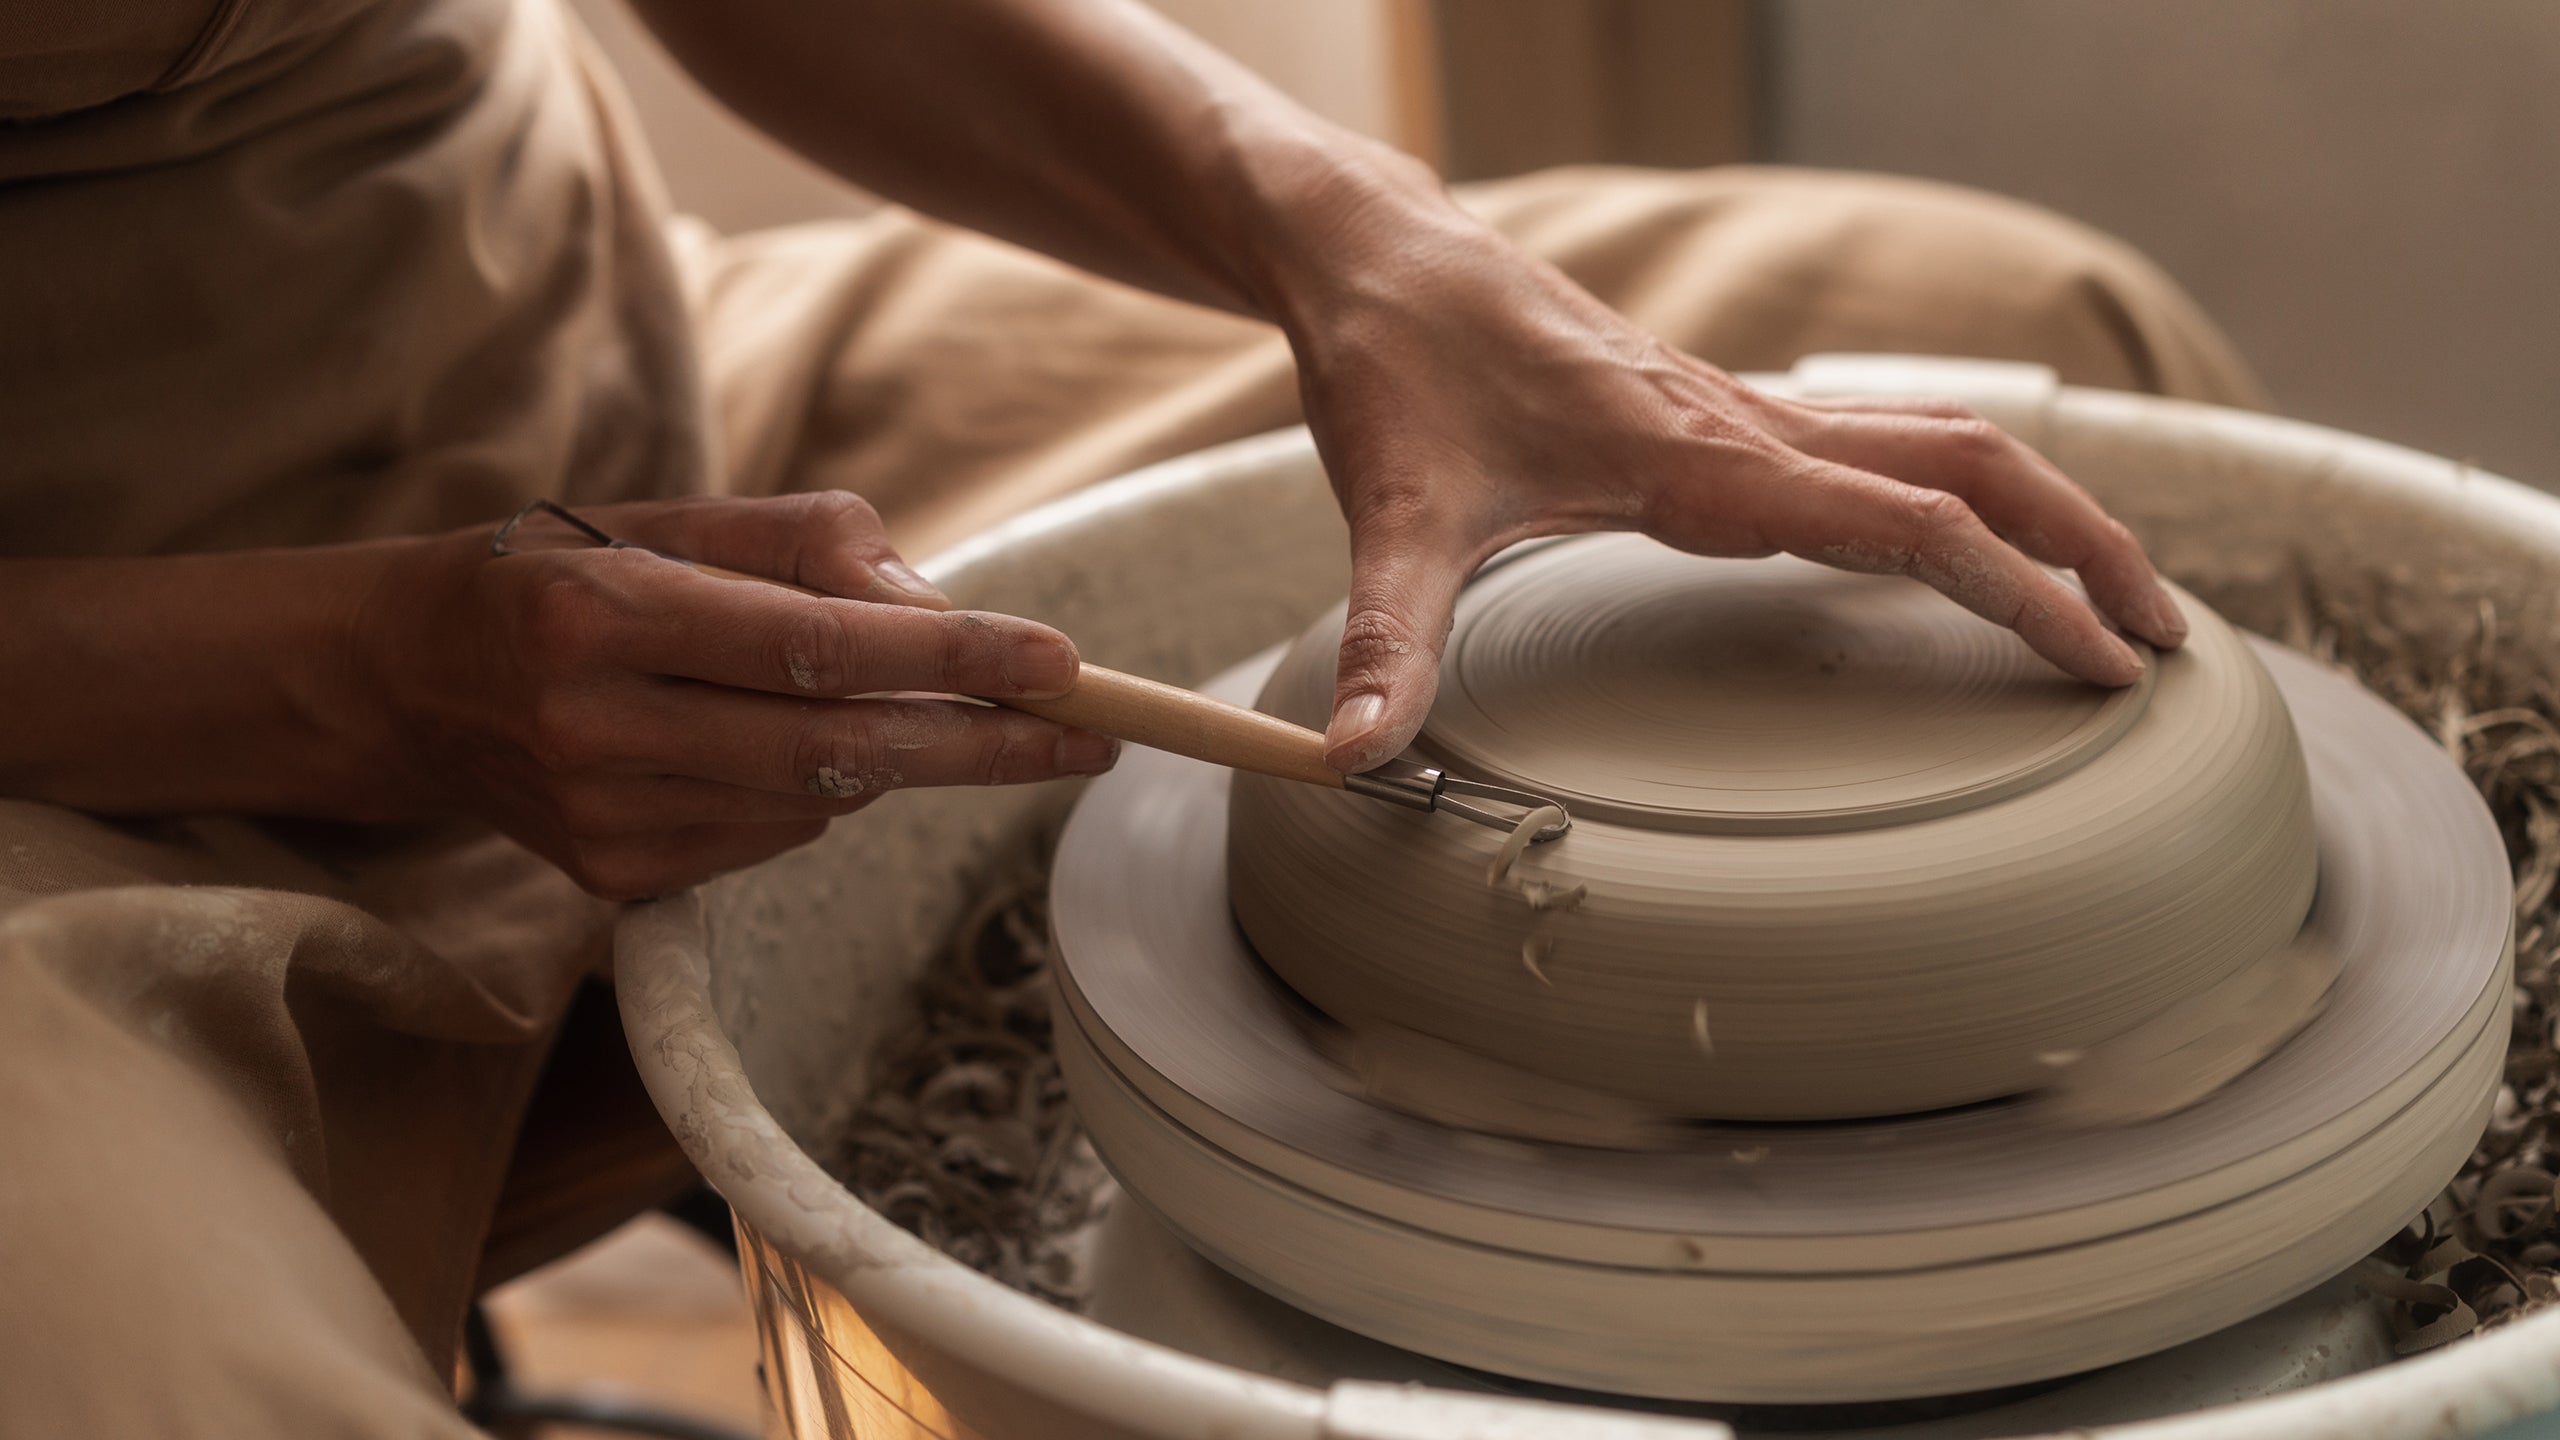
[629,0,1471,330]
[0,547,401,820]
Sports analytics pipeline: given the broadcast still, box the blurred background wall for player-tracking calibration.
[572,0,2557,490]
[1760,1,2559,496]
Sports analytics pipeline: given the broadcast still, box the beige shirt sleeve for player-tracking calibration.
[0,0,709,558]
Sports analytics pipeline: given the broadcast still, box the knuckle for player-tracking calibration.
[787,493,901,598]
[810,490,884,535]
[1902,488,1982,546]
[779,605,850,695]
[934,615,989,690]
[522,571,609,666]
[1669,397,1750,445]
[526,689,601,771]
[797,492,888,573]
[792,714,896,799]
[974,727,1034,786]
[981,720,1063,785]
[1336,605,1422,681]
[1938,417,2009,459]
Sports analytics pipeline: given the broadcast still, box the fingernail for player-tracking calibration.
[1326,692,1389,770]
[873,560,949,607]
[1057,730,1119,775]
[2146,587,2189,646]
[2099,632,2147,686]
[1006,636,1079,698]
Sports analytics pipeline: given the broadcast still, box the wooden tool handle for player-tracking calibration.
[687,561,1344,790]
[1008,664,1346,790]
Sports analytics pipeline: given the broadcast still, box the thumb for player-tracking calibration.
[1325,540,1469,773]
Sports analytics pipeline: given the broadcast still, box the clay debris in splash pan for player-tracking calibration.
[2281,586,2560,1355]
[823,589,2560,1354]
[824,861,1117,1308]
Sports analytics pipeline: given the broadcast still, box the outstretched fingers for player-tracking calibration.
[583,492,952,608]
[1714,458,2147,686]
[549,691,1118,800]
[1782,408,2188,649]
[582,559,1082,702]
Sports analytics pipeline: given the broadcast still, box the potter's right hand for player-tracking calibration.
[358,494,1117,899]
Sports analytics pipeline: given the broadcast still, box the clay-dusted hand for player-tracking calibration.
[1287,213,2188,774]
[358,494,1117,899]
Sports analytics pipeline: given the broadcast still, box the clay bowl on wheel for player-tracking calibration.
[1229,532,2318,1123]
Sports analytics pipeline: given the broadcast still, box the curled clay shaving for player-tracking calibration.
[827,862,1114,1307]
[1516,879,1587,986]
[1484,804,1567,887]
[1485,804,1584,986]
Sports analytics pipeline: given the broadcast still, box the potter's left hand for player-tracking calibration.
[1287,213,2189,772]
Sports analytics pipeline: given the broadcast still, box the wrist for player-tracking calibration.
[332,531,480,822]
[1207,116,1485,334]
[214,538,437,823]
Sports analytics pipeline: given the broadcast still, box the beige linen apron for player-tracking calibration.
[0,1,2262,1432]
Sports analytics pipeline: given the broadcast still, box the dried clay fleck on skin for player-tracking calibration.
[810,766,900,798]
[877,705,967,753]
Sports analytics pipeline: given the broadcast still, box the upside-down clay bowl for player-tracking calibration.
[1229,535,2318,1120]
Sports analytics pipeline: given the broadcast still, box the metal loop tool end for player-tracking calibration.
[491,497,639,558]
[1343,759,1573,842]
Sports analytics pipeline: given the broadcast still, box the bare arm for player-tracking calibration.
[626,0,1394,322]
[0,546,395,820]
[634,0,2187,771]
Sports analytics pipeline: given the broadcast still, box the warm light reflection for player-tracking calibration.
[739,1222,985,1440]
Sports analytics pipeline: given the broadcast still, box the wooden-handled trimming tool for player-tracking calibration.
[493,499,1571,843]
[999,662,1571,840]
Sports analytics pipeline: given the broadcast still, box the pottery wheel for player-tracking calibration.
[1048,541,2511,1402]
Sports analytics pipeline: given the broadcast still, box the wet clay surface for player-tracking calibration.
[1232,539,2320,1124]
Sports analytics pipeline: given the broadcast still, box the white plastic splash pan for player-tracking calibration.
[619,355,2560,1440]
